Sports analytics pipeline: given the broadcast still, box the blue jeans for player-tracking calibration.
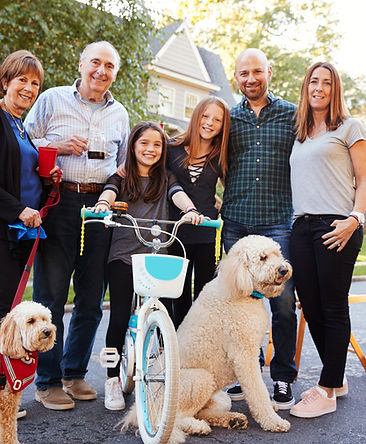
[223,217,298,383]
[290,215,363,387]
[33,190,110,390]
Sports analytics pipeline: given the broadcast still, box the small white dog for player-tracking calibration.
[0,301,56,444]
[171,234,293,442]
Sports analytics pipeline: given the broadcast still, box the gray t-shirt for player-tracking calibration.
[290,117,366,219]
[107,174,183,265]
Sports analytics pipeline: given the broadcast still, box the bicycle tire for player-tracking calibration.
[120,331,135,394]
[135,310,179,444]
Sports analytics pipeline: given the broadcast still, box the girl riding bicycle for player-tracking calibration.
[92,121,203,411]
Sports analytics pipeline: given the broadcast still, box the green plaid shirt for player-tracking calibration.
[222,92,297,226]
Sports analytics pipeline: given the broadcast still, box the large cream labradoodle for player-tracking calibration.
[170,234,292,442]
[0,301,56,444]
[123,235,292,443]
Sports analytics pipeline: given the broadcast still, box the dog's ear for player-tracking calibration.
[0,312,24,358]
[218,249,253,298]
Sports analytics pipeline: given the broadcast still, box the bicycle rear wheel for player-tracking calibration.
[135,309,179,444]
[120,331,135,394]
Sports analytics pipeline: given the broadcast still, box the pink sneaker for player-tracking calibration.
[301,378,348,399]
[290,386,336,418]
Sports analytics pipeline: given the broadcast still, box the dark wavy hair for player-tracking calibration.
[123,121,167,202]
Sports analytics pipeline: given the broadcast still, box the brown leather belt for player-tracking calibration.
[61,181,104,194]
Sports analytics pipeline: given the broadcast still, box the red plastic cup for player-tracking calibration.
[38,146,58,177]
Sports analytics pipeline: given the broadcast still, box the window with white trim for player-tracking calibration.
[184,92,199,120]
[159,86,175,117]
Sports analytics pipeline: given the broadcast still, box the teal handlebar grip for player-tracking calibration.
[81,208,111,219]
[198,219,222,229]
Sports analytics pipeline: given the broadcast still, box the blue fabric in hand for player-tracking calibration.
[8,222,47,241]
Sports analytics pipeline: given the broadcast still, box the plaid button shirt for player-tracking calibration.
[222,92,297,226]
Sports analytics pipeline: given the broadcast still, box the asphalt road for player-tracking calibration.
[18,280,366,444]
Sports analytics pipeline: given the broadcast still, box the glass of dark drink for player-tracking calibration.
[87,130,106,159]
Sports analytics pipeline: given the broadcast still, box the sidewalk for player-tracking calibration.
[18,299,366,443]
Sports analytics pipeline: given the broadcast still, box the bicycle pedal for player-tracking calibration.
[99,347,120,368]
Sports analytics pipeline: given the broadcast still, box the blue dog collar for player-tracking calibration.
[251,290,264,299]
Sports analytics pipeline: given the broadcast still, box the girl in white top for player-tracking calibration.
[289,62,366,418]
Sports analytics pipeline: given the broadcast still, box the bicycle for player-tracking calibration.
[80,203,222,444]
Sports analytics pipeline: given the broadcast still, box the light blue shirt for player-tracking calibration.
[24,79,129,183]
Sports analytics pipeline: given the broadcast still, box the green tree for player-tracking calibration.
[163,0,366,113]
[0,0,156,125]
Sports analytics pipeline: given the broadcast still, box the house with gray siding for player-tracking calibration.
[147,21,235,135]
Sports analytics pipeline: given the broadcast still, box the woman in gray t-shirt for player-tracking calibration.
[289,62,366,418]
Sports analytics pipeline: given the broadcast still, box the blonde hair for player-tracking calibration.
[172,96,230,176]
[296,62,349,143]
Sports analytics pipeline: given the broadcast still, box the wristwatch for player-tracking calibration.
[349,211,365,226]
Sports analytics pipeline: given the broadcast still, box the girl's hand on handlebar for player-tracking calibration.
[182,211,205,225]
[90,202,109,214]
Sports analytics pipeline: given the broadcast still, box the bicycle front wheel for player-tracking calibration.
[135,310,180,444]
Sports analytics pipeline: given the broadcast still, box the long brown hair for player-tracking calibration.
[123,122,167,202]
[296,62,349,142]
[171,96,230,176]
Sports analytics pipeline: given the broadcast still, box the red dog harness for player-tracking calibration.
[0,351,38,392]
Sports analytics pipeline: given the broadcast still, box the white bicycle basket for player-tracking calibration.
[132,254,189,299]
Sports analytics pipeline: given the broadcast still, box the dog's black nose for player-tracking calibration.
[43,328,52,337]
[278,265,288,277]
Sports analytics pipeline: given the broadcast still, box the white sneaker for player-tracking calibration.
[104,377,125,411]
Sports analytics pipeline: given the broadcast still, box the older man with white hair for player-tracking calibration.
[25,41,129,411]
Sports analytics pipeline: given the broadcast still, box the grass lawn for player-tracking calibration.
[357,233,366,261]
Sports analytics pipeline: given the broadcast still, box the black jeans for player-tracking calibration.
[167,242,216,329]
[290,215,363,388]
[0,236,34,318]
[106,260,134,378]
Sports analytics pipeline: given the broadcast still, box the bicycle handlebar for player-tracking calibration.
[80,208,222,229]
[80,206,222,254]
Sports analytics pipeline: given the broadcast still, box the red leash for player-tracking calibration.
[10,171,62,310]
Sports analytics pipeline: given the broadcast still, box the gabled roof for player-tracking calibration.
[198,47,236,107]
[150,21,182,56]
[149,21,235,106]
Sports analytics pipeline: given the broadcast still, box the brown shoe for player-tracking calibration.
[62,378,97,400]
[35,387,75,410]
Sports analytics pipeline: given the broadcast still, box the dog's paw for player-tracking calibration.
[271,399,279,412]
[194,419,211,436]
[228,414,248,430]
[178,417,211,436]
[264,417,291,433]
